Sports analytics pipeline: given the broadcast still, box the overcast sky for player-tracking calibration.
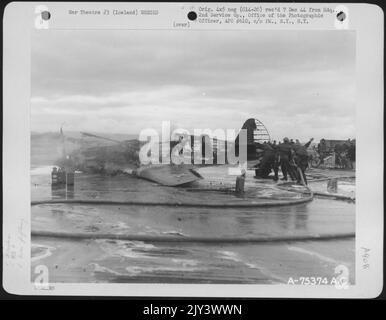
[31,30,355,141]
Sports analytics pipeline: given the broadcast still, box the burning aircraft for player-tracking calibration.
[56,118,270,186]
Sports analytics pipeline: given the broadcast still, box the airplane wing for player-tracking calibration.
[134,164,203,186]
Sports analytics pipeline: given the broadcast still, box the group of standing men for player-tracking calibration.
[254,138,314,185]
[317,138,356,169]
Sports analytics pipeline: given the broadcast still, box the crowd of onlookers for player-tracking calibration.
[315,138,356,169]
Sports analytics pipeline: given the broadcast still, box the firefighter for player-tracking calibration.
[318,139,327,164]
[293,138,314,185]
[334,143,344,168]
[254,141,279,181]
[347,140,356,169]
[278,137,296,181]
[236,169,246,194]
[271,141,280,181]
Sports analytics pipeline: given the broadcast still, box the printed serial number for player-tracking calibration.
[288,276,346,286]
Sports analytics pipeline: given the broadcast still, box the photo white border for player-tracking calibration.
[3,2,384,297]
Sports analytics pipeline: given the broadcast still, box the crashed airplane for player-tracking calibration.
[57,118,270,186]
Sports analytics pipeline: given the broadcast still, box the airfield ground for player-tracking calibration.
[31,166,355,284]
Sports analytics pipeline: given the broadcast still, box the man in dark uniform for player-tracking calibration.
[347,140,355,169]
[293,138,314,185]
[334,142,344,168]
[271,141,280,181]
[278,137,296,181]
[254,141,279,180]
[318,139,327,164]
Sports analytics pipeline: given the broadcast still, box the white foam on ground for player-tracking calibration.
[30,166,56,176]
[217,250,241,262]
[338,183,355,193]
[112,221,131,230]
[95,239,155,259]
[287,246,339,264]
[162,230,187,236]
[217,250,286,283]
[89,263,124,276]
[31,243,56,262]
[171,258,199,267]
[125,264,204,276]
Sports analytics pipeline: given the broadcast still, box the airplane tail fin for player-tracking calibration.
[235,118,257,143]
[234,118,257,159]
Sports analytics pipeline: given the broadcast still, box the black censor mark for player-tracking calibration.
[41,11,51,21]
[336,11,346,22]
[187,11,197,21]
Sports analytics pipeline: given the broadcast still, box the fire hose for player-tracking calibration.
[31,184,354,242]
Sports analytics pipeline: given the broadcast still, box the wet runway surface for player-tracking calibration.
[31,166,355,284]
[32,238,354,284]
